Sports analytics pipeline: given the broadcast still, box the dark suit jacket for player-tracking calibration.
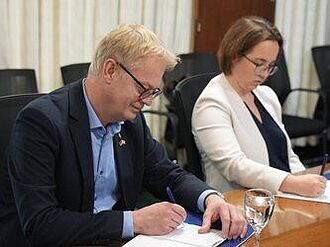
[0,80,211,247]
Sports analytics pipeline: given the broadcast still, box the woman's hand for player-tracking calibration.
[280,174,327,197]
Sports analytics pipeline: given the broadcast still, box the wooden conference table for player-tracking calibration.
[225,165,330,247]
[84,165,329,247]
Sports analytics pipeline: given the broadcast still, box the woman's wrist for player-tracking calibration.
[279,174,296,194]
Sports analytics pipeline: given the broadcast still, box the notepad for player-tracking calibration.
[184,211,254,247]
[123,223,225,247]
[276,180,330,204]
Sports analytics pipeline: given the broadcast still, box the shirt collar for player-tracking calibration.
[82,79,123,133]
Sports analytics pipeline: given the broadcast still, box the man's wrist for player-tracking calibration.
[204,191,226,208]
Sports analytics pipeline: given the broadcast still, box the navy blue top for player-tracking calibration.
[245,94,291,172]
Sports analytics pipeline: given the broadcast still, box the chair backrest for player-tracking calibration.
[179,52,220,76]
[174,72,218,180]
[312,45,330,89]
[0,69,38,97]
[163,53,220,103]
[61,63,90,85]
[263,53,291,105]
[0,93,44,166]
[312,45,330,124]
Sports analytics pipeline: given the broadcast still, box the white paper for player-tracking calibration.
[123,223,225,247]
[276,181,330,204]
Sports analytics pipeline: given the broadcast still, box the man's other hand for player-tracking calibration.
[199,194,248,240]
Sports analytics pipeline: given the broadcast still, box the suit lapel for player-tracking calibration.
[222,77,263,139]
[68,81,94,212]
[221,76,268,157]
[113,127,135,209]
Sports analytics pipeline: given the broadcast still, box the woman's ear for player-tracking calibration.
[102,59,117,83]
[232,56,239,66]
[232,53,241,63]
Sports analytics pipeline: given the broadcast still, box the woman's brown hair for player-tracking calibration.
[218,16,283,75]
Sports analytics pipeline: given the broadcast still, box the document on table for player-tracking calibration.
[123,222,225,247]
[276,180,330,204]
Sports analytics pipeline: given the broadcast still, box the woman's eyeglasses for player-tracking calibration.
[243,54,278,76]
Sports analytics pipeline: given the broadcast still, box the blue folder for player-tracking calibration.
[185,211,254,247]
[324,173,330,180]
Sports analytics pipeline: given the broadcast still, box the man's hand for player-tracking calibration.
[132,202,186,235]
[199,194,247,240]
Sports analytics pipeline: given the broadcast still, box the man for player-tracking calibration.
[0,24,247,246]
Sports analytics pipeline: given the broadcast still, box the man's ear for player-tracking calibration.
[102,59,117,83]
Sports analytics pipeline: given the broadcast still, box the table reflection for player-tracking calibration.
[225,165,330,247]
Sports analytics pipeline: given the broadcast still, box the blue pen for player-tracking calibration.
[166,186,185,228]
[320,153,328,175]
[166,186,176,203]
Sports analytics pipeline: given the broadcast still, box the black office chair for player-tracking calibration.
[61,63,90,85]
[0,93,44,167]
[174,72,218,180]
[312,45,330,128]
[263,53,327,152]
[162,53,220,158]
[0,69,38,96]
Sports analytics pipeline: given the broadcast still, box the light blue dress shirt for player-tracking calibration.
[82,80,216,238]
[83,81,133,237]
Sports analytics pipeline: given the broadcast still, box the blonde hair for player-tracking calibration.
[218,16,283,75]
[91,24,179,74]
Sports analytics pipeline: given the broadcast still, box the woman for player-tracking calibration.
[191,16,326,197]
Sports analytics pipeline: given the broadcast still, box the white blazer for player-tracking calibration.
[192,73,305,193]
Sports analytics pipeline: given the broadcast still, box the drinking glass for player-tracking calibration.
[244,189,275,246]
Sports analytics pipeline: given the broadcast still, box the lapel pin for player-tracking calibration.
[118,133,126,147]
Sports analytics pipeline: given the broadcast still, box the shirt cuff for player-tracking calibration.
[122,211,134,238]
[197,189,218,212]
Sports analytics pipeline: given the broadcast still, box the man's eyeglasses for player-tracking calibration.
[243,54,278,76]
[118,63,162,100]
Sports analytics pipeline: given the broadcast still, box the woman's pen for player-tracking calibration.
[320,153,328,175]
